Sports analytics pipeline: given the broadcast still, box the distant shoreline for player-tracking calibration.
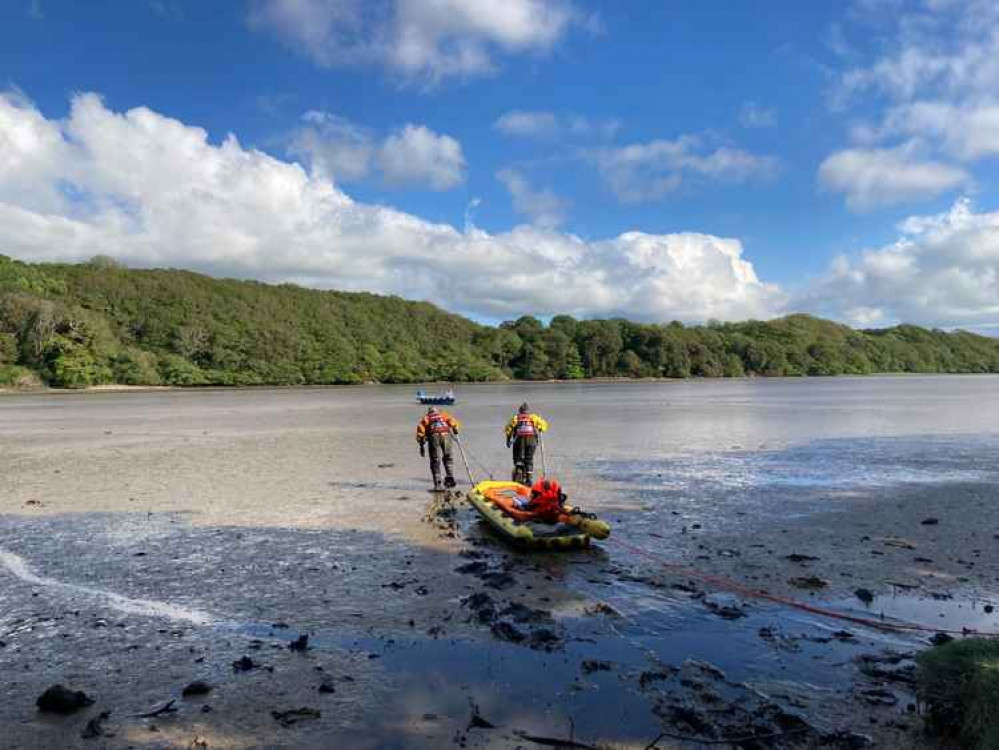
[2,370,996,396]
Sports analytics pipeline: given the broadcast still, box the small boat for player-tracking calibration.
[467,480,610,550]
[416,387,455,405]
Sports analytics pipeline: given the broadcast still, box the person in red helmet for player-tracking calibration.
[514,478,567,523]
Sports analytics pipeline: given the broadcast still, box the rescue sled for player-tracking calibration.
[467,480,610,550]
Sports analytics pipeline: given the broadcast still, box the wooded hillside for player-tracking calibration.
[2,255,997,388]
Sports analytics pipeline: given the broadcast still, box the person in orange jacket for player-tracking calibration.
[504,403,549,486]
[416,406,461,491]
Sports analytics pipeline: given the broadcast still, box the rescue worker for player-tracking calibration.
[504,403,548,486]
[416,406,461,491]
[514,478,568,523]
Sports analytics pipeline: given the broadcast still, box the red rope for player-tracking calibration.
[609,537,998,639]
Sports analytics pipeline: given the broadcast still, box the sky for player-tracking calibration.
[2,0,999,329]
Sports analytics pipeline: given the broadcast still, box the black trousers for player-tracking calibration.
[427,433,455,483]
[512,436,537,483]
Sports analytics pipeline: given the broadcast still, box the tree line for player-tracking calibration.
[1,254,998,389]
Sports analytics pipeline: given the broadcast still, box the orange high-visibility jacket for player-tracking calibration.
[504,412,548,440]
[416,411,461,442]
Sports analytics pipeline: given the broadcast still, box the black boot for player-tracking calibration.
[444,475,456,488]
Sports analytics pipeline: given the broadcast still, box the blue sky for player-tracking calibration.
[2,0,999,328]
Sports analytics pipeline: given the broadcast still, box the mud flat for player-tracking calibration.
[2,378,998,748]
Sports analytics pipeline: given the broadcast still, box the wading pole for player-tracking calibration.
[538,432,548,479]
[454,435,476,486]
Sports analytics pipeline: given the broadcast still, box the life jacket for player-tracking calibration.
[427,413,451,435]
[514,413,537,437]
[529,479,564,522]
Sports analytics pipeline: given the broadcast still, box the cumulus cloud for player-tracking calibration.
[376,124,465,189]
[247,0,586,83]
[288,111,375,182]
[823,0,999,208]
[802,198,999,328]
[494,109,621,139]
[287,111,464,189]
[739,101,778,129]
[0,91,785,322]
[818,141,970,211]
[591,136,779,204]
[497,168,568,228]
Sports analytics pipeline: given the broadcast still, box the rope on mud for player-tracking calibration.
[458,438,494,482]
[454,437,478,485]
[609,537,999,639]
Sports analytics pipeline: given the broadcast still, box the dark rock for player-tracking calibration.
[289,634,309,652]
[920,517,939,525]
[528,628,561,650]
[660,703,715,736]
[930,632,954,646]
[490,621,525,643]
[581,660,613,674]
[784,554,820,563]
[481,572,516,590]
[703,596,747,620]
[81,710,111,739]
[854,588,875,604]
[317,678,337,694]
[271,708,321,727]
[860,687,897,706]
[232,656,256,672]
[499,603,551,624]
[36,685,94,714]
[639,669,674,688]
[985,605,995,614]
[468,713,496,729]
[583,602,623,618]
[789,576,829,589]
[181,680,212,697]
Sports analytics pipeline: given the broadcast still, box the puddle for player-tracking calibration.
[833,589,999,636]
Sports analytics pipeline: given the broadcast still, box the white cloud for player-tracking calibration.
[591,136,779,204]
[823,0,999,209]
[818,141,970,211]
[376,124,465,189]
[287,112,464,189]
[0,91,785,322]
[880,100,999,161]
[739,101,778,129]
[497,168,568,228]
[494,109,620,139]
[288,110,374,182]
[803,198,999,328]
[247,0,586,84]
[27,0,43,20]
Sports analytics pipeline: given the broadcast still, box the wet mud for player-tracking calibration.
[2,378,999,748]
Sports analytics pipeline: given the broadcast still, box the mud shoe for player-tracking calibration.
[444,476,456,489]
